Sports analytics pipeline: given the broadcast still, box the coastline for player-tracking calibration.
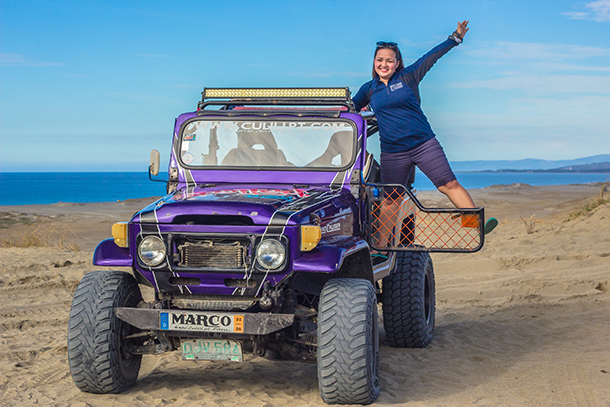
[2,171,609,205]
[1,183,609,406]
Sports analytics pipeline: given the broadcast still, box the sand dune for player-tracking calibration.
[1,184,609,406]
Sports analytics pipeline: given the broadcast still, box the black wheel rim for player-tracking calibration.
[119,320,138,367]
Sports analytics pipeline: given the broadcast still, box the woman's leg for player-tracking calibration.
[437,179,475,208]
[414,138,476,208]
[377,151,414,248]
[375,192,404,248]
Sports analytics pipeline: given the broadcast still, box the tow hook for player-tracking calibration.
[252,335,268,357]
[259,282,273,310]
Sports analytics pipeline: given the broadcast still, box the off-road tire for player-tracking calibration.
[317,278,379,405]
[382,252,435,348]
[68,270,143,393]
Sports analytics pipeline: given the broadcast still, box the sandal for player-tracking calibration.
[484,217,498,235]
[370,249,388,260]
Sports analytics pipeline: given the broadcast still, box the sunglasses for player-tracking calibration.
[376,41,398,48]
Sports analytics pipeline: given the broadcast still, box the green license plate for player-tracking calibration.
[181,339,243,362]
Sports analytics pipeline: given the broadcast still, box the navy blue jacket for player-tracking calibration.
[353,38,459,153]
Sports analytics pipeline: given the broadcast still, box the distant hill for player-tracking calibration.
[452,154,610,172]
[550,162,610,173]
[486,162,610,173]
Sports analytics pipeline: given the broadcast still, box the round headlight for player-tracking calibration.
[138,236,166,267]
[256,239,285,270]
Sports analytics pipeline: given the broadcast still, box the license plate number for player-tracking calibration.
[181,339,243,362]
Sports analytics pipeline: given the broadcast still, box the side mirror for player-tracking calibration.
[149,149,160,176]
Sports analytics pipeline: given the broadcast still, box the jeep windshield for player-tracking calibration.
[178,118,357,170]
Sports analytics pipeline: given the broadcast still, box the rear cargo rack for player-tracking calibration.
[198,87,355,111]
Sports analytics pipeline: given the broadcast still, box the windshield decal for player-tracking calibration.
[195,121,347,133]
[182,153,194,164]
[173,188,311,203]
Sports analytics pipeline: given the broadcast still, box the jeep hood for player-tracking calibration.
[133,185,343,225]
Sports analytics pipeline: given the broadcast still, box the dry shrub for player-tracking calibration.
[0,222,80,251]
[565,182,609,221]
[519,215,538,234]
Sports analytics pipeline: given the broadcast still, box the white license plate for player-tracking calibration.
[181,339,243,362]
[160,312,244,333]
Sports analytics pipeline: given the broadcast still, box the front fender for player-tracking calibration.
[292,236,369,273]
[93,238,133,267]
[291,236,372,296]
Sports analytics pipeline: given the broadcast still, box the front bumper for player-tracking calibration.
[115,307,295,335]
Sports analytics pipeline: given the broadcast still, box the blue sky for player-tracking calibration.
[1,0,609,171]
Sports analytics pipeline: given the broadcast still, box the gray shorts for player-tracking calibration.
[380,137,456,189]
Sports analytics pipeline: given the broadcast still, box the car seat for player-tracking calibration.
[222,130,288,166]
[306,130,352,167]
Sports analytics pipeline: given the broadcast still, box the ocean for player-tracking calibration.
[1,171,609,206]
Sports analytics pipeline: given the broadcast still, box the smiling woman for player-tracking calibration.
[373,46,403,83]
[353,22,474,207]
[351,21,494,246]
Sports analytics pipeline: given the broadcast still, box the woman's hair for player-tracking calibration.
[372,43,404,79]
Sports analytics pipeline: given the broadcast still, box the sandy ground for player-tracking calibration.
[1,184,609,407]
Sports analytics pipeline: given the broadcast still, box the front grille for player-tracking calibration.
[177,239,248,269]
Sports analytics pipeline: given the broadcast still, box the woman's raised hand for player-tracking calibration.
[456,20,469,39]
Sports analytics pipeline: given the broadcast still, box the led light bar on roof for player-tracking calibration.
[203,87,349,99]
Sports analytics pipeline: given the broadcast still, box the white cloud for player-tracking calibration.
[537,62,610,72]
[435,95,610,130]
[563,0,610,22]
[465,42,610,61]
[453,75,610,95]
[0,53,63,67]
[429,96,610,160]
[460,42,610,92]
[563,11,590,19]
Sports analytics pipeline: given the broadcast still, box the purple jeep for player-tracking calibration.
[67,88,484,404]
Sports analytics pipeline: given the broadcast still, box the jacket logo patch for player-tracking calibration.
[390,82,403,92]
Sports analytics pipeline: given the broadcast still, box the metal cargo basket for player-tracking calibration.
[366,184,484,252]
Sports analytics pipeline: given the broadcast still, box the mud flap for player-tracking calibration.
[366,184,484,252]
